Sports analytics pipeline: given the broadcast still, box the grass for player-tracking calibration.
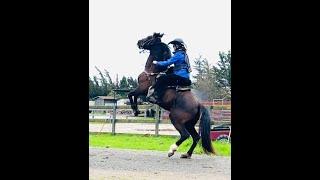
[89,132,230,156]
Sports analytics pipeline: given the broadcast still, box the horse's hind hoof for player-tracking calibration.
[180,153,191,159]
[168,152,174,157]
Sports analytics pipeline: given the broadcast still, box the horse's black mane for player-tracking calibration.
[150,42,172,61]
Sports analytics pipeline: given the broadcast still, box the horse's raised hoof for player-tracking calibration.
[180,153,191,159]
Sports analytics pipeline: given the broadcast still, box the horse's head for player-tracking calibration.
[137,32,172,73]
[137,32,164,50]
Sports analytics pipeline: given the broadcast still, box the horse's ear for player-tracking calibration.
[153,32,164,38]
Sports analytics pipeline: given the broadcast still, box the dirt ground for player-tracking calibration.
[89,147,231,180]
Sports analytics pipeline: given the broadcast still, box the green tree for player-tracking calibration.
[119,76,128,88]
[104,69,116,94]
[192,53,231,100]
[117,76,129,97]
[95,66,110,96]
[213,50,231,99]
[89,67,140,99]
[127,77,138,89]
[89,77,95,99]
[92,76,103,96]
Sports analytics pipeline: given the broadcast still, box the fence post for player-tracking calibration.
[228,125,231,143]
[112,91,116,135]
[155,105,160,136]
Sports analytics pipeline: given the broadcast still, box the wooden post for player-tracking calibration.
[155,105,160,136]
[112,91,116,135]
[228,125,231,143]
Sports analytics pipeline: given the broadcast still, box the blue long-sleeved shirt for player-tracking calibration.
[156,51,190,79]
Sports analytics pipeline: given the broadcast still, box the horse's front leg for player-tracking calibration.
[128,91,139,116]
[133,95,141,116]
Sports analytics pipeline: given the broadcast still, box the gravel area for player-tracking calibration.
[89,147,231,180]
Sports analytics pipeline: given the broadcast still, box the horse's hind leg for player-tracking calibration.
[180,123,200,158]
[168,121,190,157]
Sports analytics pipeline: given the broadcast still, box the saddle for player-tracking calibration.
[147,85,191,104]
[167,85,191,92]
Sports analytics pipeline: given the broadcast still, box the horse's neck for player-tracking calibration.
[144,43,171,73]
[144,55,158,73]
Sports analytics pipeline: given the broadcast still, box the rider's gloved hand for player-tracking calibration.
[152,61,158,64]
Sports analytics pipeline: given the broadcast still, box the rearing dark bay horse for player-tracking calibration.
[128,33,172,116]
[128,33,215,158]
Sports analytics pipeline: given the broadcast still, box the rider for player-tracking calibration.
[147,38,192,104]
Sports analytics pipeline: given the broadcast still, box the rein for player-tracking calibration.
[139,49,148,54]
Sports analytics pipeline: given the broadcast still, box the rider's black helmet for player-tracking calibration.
[168,38,186,46]
[168,38,187,51]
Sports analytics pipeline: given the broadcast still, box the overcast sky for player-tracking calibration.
[89,0,231,81]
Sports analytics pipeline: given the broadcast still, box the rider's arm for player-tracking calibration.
[156,52,184,68]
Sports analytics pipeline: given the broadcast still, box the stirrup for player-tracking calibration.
[176,86,191,91]
[147,96,157,104]
[147,86,154,98]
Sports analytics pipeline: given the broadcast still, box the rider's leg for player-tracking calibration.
[177,77,191,86]
[154,74,179,102]
[147,75,167,103]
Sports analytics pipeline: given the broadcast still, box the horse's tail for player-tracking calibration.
[198,104,216,155]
